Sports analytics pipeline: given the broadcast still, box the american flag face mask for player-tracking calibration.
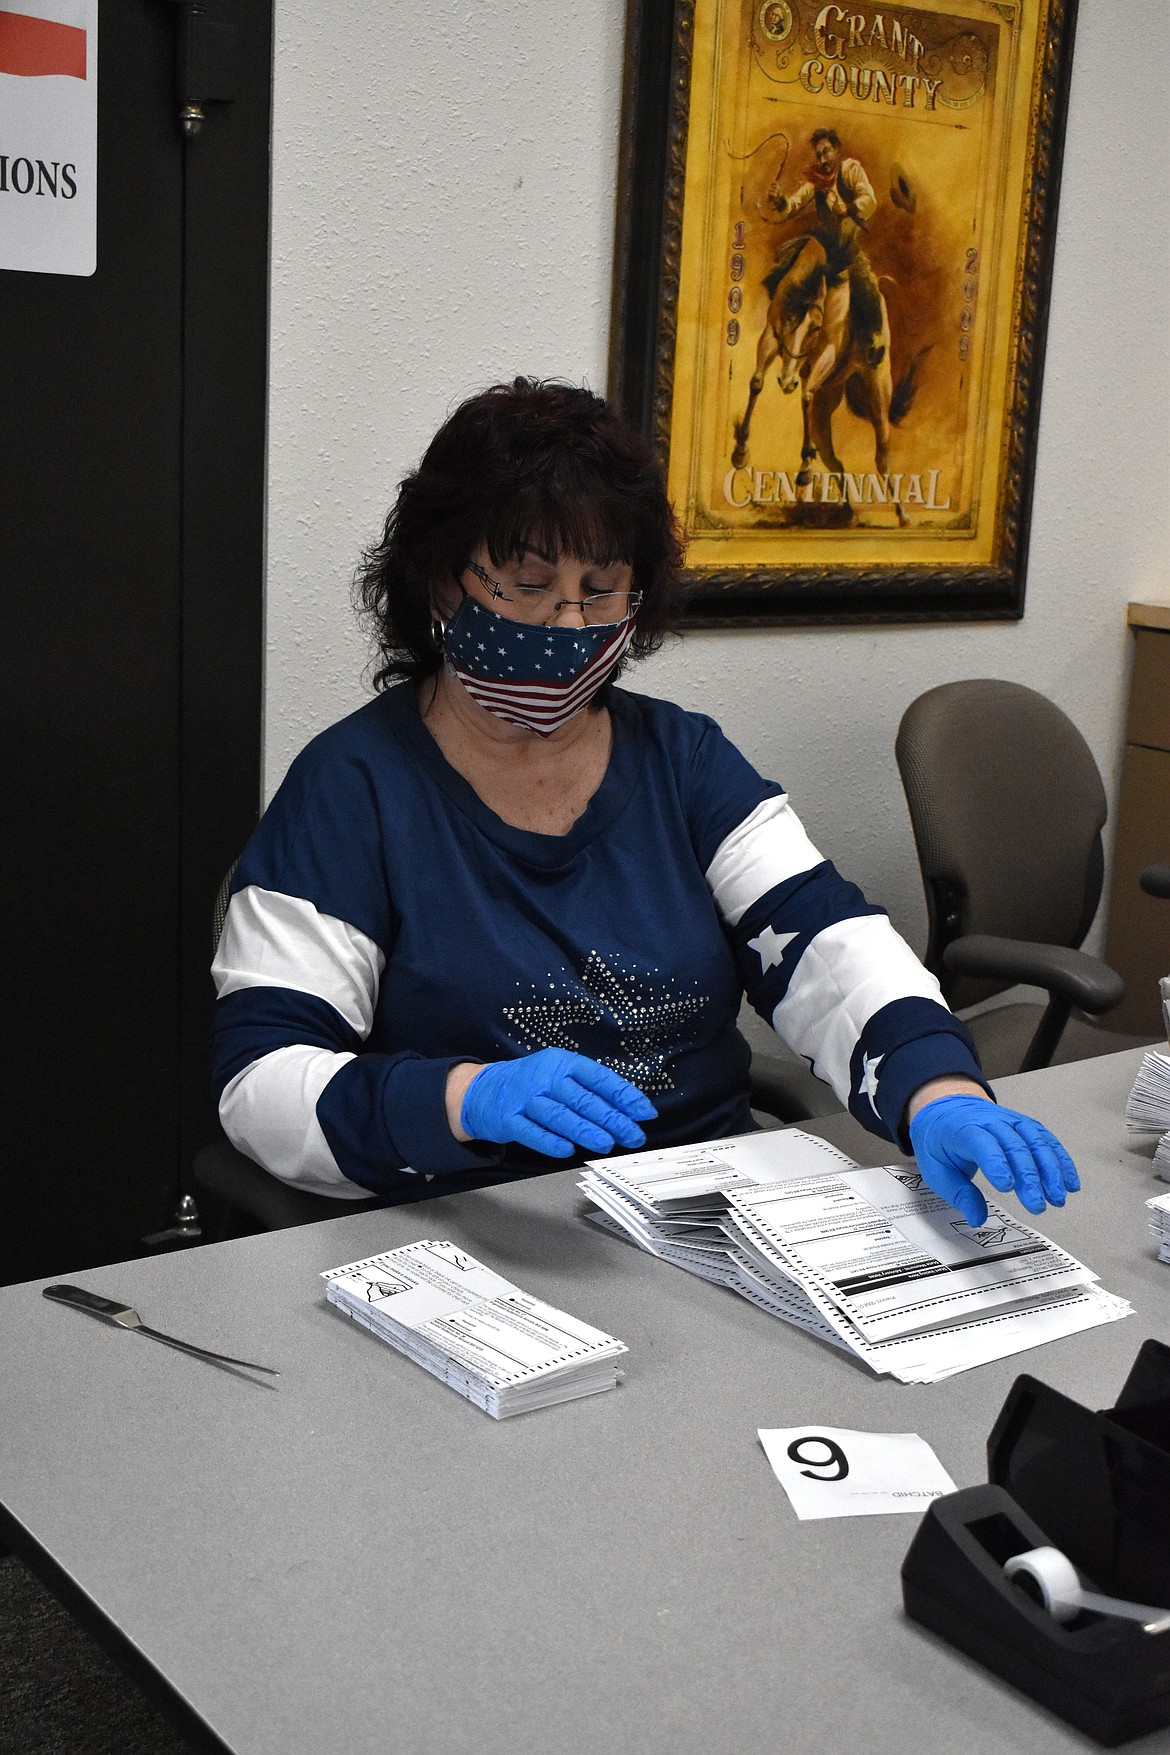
[440,591,636,737]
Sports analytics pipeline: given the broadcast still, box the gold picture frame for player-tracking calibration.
[609,0,1079,623]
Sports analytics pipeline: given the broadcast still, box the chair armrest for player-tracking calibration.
[749,1053,843,1123]
[942,935,1125,1015]
[193,1137,386,1230]
[1140,863,1170,899]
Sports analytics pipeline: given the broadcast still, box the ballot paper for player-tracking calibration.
[1156,1134,1170,1183]
[580,1131,1131,1384]
[757,1426,956,1520]
[323,1240,626,1418]
[1146,1191,1170,1262]
[1126,1050,1170,1135]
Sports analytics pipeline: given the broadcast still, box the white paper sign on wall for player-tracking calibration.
[0,0,97,276]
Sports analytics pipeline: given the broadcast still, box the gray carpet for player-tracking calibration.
[0,1553,190,1754]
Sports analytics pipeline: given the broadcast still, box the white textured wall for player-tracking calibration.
[266,0,1170,965]
[265,0,626,776]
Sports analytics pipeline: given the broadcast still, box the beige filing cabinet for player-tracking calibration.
[1103,603,1170,1036]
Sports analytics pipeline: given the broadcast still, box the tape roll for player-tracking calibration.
[1004,1547,1170,1632]
[1004,1546,1084,1622]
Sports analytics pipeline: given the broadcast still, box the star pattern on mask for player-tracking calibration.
[503,952,709,1094]
[457,593,622,683]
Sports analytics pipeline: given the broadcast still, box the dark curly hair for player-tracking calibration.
[354,377,685,689]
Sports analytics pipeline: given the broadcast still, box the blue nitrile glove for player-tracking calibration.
[461,1047,657,1159]
[908,1094,1081,1228]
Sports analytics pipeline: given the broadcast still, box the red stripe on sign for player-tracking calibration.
[0,11,86,78]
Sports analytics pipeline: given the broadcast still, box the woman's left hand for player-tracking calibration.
[908,1093,1080,1228]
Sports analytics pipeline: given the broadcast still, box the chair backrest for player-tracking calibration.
[211,856,241,955]
[895,679,1106,1009]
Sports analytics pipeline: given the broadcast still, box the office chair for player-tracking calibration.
[194,864,837,1236]
[895,678,1151,1079]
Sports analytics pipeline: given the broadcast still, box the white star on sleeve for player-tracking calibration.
[857,1050,884,1116]
[747,925,798,973]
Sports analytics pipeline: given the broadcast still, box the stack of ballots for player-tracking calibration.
[323,1240,626,1418]
[1146,1191,1170,1263]
[1126,1045,1170,1181]
[580,1130,1131,1384]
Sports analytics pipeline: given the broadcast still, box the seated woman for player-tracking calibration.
[211,378,1077,1229]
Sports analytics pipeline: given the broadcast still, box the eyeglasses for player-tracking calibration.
[466,560,642,628]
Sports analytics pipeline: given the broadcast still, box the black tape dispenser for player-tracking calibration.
[901,1339,1170,1746]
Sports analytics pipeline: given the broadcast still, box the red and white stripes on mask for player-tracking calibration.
[440,592,635,737]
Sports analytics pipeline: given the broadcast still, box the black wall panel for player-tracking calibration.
[0,0,270,1283]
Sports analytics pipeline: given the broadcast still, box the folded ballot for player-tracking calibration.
[322,1239,626,1418]
[580,1130,1131,1385]
[1126,1050,1170,1136]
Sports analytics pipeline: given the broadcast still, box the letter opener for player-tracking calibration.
[43,1284,278,1375]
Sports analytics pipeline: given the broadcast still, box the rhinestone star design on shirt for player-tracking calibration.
[503,952,708,1094]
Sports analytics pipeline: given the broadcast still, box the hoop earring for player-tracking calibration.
[430,616,445,651]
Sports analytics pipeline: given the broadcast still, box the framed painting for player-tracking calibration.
[609,0,1079,624]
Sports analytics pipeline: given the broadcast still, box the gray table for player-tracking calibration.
[2,1047,1168,1755]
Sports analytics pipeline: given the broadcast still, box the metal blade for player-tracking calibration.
[43,1286,278,1375]
[134,1324,279,1375]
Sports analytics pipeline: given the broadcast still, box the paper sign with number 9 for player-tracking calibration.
[786,1436,850,1480]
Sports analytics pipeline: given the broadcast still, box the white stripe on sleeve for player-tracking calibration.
[771,915,945,1101]
[218,1044,381,1196]
[212,885,386,1037]
[704,795,825,927]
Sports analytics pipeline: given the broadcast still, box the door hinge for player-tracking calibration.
[162,2,238,138]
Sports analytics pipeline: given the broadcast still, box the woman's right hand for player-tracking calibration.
[450,1047,656,1158]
